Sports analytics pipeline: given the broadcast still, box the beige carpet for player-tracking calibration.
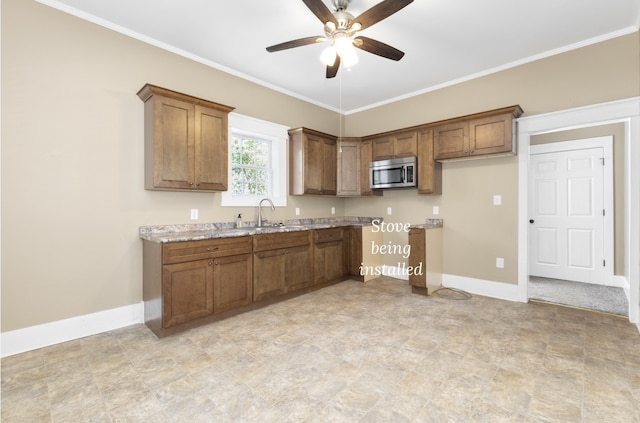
[528,276,628,317]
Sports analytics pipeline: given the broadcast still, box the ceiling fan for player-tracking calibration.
[266,0,414,78]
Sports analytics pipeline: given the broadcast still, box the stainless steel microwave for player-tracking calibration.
[369,156,417,189]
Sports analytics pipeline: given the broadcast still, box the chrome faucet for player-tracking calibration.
[258,198,275,227]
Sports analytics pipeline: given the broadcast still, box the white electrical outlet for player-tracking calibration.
[496,257,504,268]
[295,207,300,216]
[331,207,335,215]
[493,195,502,206]
[190,209,198,220]
[433,206,439,215]
[387,207,392,215]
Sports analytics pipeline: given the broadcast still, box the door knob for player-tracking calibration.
[529,219,534,223]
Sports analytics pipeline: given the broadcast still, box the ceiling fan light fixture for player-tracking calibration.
[320,46,337,66]
[334,36,358,67]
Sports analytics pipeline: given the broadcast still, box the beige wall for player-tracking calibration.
[1,0,344,331]
[344,32,639,285]
[2,0,638,331]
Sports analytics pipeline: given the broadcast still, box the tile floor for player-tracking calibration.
[2,277,639,422]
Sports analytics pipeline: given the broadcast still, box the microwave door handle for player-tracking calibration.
[401,166,406,183]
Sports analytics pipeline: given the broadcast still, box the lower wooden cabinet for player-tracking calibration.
[143,236,252,336]
[143,225,374,336]
[313,228,347,284]
[253,231,313,301]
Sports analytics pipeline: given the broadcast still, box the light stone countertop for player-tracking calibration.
[139,216,382,243]
[409,218,444,230]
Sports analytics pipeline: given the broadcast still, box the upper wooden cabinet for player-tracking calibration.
[370,130,418,161]
[137,84,234,191]
[289,128,337,195]
[337,138,361,197]
[433,105,523,161]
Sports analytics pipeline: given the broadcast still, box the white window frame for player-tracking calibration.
[221,113,288,207]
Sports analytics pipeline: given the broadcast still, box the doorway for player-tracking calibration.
[517,99,640,326]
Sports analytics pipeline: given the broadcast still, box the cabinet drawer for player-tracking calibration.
[253,230,311,252]
[313,227,345,244]
[163,236,252,264]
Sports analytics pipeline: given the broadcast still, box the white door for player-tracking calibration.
[529,139,612,284]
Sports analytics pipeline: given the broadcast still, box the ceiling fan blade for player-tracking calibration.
[353,0,414,30]
[354,36,405,61]
[302,0,338,25]
[266,36,324,52]
[326,55,341,78]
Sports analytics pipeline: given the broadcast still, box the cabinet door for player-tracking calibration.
[337,140,361,196]
[194,105,228,190]
[392,131,418,158]
[371,136,394,161]
[253,249,287,302]
[162,259,213,328]
[433,121,470,160]
[285,244,313,292]
[417,128,442,195]
[303,134,324,194]
[212,253,252,313]
[360,140,374,196]
[469,113,514,156]
[321,137,337,195]
[151,96,195,190]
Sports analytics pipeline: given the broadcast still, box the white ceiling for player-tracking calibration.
[38,0,639,113]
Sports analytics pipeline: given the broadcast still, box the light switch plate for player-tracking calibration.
[496,257,504,268]
[331,207,335,215]
[295,207,300,216]
[433,206,439,215]
[190,209,198,220]
[493,195,502,206]
[387,207,392,215]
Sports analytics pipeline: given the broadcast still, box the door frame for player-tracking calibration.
[517,97,640,326]
[529,137,614,285]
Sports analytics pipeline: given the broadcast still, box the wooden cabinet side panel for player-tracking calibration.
[195,106,227,190]
[348,227,363,276]
[425,228,443,290]
[162,260,214,328]
[143,241,163,332]
[213,253,253,313]
[408,229,426,288]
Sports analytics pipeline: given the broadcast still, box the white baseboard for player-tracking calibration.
[612,275,631,301]
[381,264,410,281]
[443,274,522,302]
[1,302,144,358]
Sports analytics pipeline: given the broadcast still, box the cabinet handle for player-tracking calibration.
[207,247,219,252]
[189,182,194,186]
[208,262,213,266]
[214,262,219,266]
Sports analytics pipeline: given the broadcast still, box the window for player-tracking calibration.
[221,113,288,207]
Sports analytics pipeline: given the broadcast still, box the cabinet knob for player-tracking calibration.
[214,262,219,266]
[208,262,213,266]
[529,219,535,224]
